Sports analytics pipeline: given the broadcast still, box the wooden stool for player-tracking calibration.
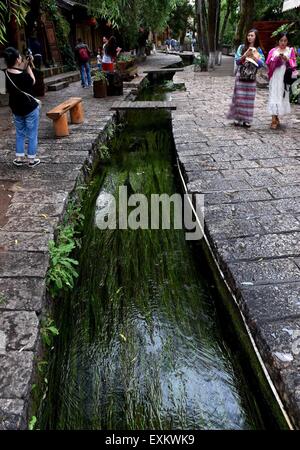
[46,97,84,137]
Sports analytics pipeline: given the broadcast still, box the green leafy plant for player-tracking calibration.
[28,415,37,431]
[194,54,208,65]
[0,0,29,44]
[41,318,59,347]
[99,144,110,159]
[93,71,108,83]
[41,0,76,69]
[291,78,300,104]
[47,225,79,297]
[271,22,295,38]
[194,53,208,71]
[117,54,134,63]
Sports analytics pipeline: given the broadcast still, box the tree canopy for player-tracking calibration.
[87,0,181,31]
[0,0,29,44]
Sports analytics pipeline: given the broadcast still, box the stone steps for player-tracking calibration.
[41,66,68,78]
[47,81,70,92]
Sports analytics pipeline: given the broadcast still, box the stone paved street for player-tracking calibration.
[0,54,180,429]
[173,58,300,428]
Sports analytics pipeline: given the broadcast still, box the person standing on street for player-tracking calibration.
[266,32,297,130]
[96,47,102,71]
[191,35,196,53]
[4,47,41,167]
[227,29,265,128]
[75,38,92,88]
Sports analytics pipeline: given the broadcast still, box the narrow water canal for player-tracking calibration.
[40,81,284,430]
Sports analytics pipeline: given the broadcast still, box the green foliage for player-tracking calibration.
[41,0,76,69]
[47,189,86,298]
[28,415,37,430]
[93,70,108,82]
[168,0,194,41]
[41,318,59,347]
[253,0,284,20]
[291,78,300,104]
[87,0,181,48]
[220,0,239,46]
[117,54,134,62]
[0,0,29,44]
[194,53,209,66]
[272,22,295,37]
[47,225,80,298]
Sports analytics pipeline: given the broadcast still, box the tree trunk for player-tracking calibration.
[235,0,255,48]
[207,0,220,68]
[215,2,221,64]
[197,0,209,56]
[195,0,203,52]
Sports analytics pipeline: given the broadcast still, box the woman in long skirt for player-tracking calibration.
[227,29,265,128]
[266,32,297,130]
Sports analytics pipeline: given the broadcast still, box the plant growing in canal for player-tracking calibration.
[41,318,59,347]
[47,225,80,298]
[47,189,87,298]
[0,293,6,306]
[29,415,37,431]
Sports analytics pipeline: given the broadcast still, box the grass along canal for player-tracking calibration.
[36,80,289,430]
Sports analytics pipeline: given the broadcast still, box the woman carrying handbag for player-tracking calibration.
[227,29,265,128]
[4,47,41,167]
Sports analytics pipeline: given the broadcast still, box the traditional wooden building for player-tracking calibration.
[252,21,290,55]
[1,0,111,66]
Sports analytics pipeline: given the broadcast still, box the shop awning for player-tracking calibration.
[283,0,300,11]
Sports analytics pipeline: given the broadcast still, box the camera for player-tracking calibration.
[25,48,33,59]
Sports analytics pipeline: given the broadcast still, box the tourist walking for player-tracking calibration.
[227,29,265,128]
[266,32,297,130]
[75,38,92,88]
[4,47,41,167]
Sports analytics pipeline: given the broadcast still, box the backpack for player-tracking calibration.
[78,46,89,62]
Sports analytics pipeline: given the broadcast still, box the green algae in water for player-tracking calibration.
[41,110,271,430]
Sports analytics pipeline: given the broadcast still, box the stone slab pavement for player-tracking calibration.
[0,53,181,429]
[173,58,300,428]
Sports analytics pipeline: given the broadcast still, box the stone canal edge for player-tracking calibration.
[172,65,300,429]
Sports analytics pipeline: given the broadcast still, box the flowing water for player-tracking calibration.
[40,82,284,430]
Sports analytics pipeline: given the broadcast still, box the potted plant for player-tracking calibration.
[193,54,208,72]
[117,54,134,72]
[93,71,108,98]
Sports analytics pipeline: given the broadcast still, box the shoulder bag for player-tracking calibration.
[5,71,42,108]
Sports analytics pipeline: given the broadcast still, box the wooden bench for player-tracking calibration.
[46,97,84,137]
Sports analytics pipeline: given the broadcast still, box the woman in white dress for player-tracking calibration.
[266,32,297,129]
